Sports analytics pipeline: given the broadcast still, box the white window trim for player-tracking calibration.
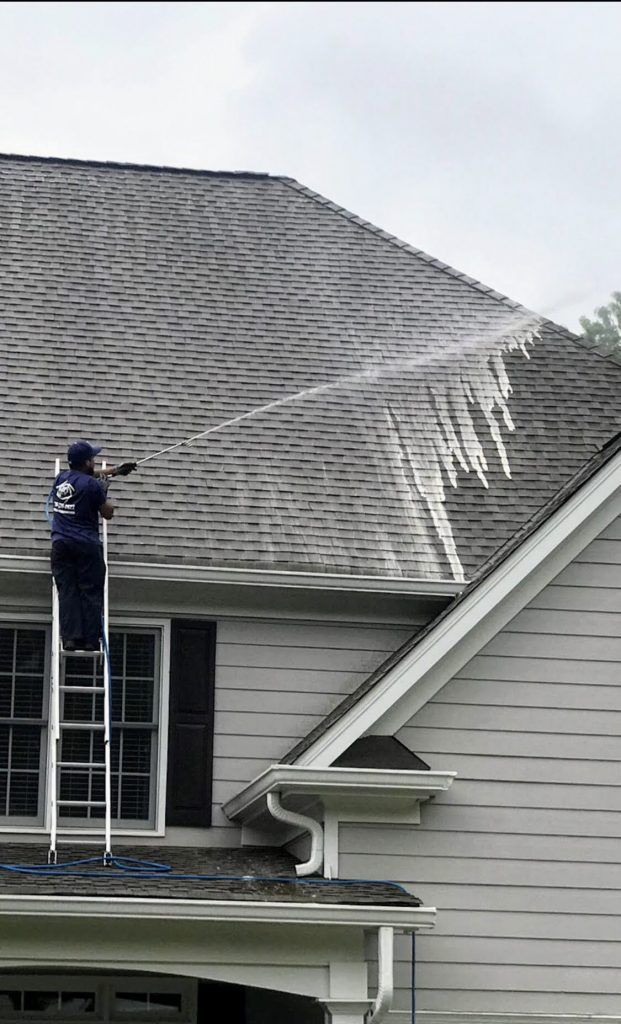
[0,975,196,1024]
[0,613,171,838]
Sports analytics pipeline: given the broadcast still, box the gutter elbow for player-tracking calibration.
[266,790,324,877]
[366,926,394,1024]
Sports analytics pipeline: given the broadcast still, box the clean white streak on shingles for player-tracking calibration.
[396,322,540,583]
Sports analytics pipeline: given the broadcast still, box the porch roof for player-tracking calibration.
[0,844,421,908]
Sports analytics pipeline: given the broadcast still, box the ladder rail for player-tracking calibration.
[101,461,112,862]
[48,460,61,863]
[48,456,113,866]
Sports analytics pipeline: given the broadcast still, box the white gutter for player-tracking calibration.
[367,927,394,1024]
[224,764,456,823]
[0,894,436,930]
[266,791,324,877]
[0,555,463,596]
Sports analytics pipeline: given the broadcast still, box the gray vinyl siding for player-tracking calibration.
[212,618,419,831]
[339,515,621,1015]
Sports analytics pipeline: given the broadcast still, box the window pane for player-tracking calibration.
[125,634,155,678]
[148,995,181,1014]
[123,679,154,723]
[0,991,21,1013]
[0,675,13,717]
[23,992,58,1013]
[0,630,14,674]
[10,725,42,769]
[12,677,44,719]
[113,991,184,1016]
[15,630,46,674]
[115,994,149,1013]
[0,724,42,817]
[8,769,40,817]
[60,993,95,1014]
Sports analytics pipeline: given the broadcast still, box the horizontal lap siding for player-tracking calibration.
[211,618,415,832]
[341,517,621,1015]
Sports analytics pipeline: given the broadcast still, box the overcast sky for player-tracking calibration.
[1,0,619,330]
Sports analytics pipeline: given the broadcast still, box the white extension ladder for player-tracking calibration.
[48,458,112,865]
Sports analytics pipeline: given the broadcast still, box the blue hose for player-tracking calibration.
[0,853,410,893]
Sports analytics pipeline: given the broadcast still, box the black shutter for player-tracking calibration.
[166,619,216,827]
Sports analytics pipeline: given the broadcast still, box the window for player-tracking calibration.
[0,979,194,1024]
[60,631,159,826]
[113,994,182,1016]
[0,627,48,823]
[0,991,96,1015]
[0,625,161,830]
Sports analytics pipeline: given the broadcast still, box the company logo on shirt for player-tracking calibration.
[56,482,76,502]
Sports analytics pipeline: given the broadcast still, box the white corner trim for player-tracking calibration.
[223,764,456,823]
[0,894,436,930]
[294,447,621,766]
[0,554,462,596]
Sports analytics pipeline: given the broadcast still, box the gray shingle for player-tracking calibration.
[0,154,619,581]
[0,844,420,906]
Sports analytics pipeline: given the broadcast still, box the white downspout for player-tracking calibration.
[266,790,324,877]
[366,926,394,1024]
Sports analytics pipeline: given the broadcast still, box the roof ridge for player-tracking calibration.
[0,151,274,181]
[4,155,620,369]
[281,178,529,313]
[281,179,619,363]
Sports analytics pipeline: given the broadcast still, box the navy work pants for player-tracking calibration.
[51,539,106,645]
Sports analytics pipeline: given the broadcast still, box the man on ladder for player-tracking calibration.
[50,440,136,652]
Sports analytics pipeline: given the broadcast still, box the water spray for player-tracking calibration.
[135,312,543,468]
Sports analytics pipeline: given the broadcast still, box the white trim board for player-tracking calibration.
[0,555,462,597]
[0,894,436,930]
[223,765,455,823]
[293,447,621,766]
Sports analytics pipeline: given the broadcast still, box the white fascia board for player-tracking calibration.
[0,894,436,930]
[294,448,621,767]
[223,764,456,822]
[0,555,462,597]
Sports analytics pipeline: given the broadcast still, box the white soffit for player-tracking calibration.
[223,764,456,824]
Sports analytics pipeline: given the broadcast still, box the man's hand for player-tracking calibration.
[114,462,138,477]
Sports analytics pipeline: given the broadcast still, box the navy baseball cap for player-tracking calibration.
[67,440,102,465]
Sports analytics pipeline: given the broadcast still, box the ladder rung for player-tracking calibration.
[60,685,105,694]
[59,722,105,730]
[56,837,108,845]
[57,800,107,808]
[61,648,103,659]
[57,761,106,769]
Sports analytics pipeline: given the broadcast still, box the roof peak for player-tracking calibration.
[0,151,282,181]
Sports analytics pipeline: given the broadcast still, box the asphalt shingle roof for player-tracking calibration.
[0,844,420,906]
[0,153,619,581]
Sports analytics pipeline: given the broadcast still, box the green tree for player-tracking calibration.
[580,292,621,355]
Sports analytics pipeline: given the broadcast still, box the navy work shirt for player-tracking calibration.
[51,470,107,545]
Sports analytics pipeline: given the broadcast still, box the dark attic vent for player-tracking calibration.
[332,735,430,771]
